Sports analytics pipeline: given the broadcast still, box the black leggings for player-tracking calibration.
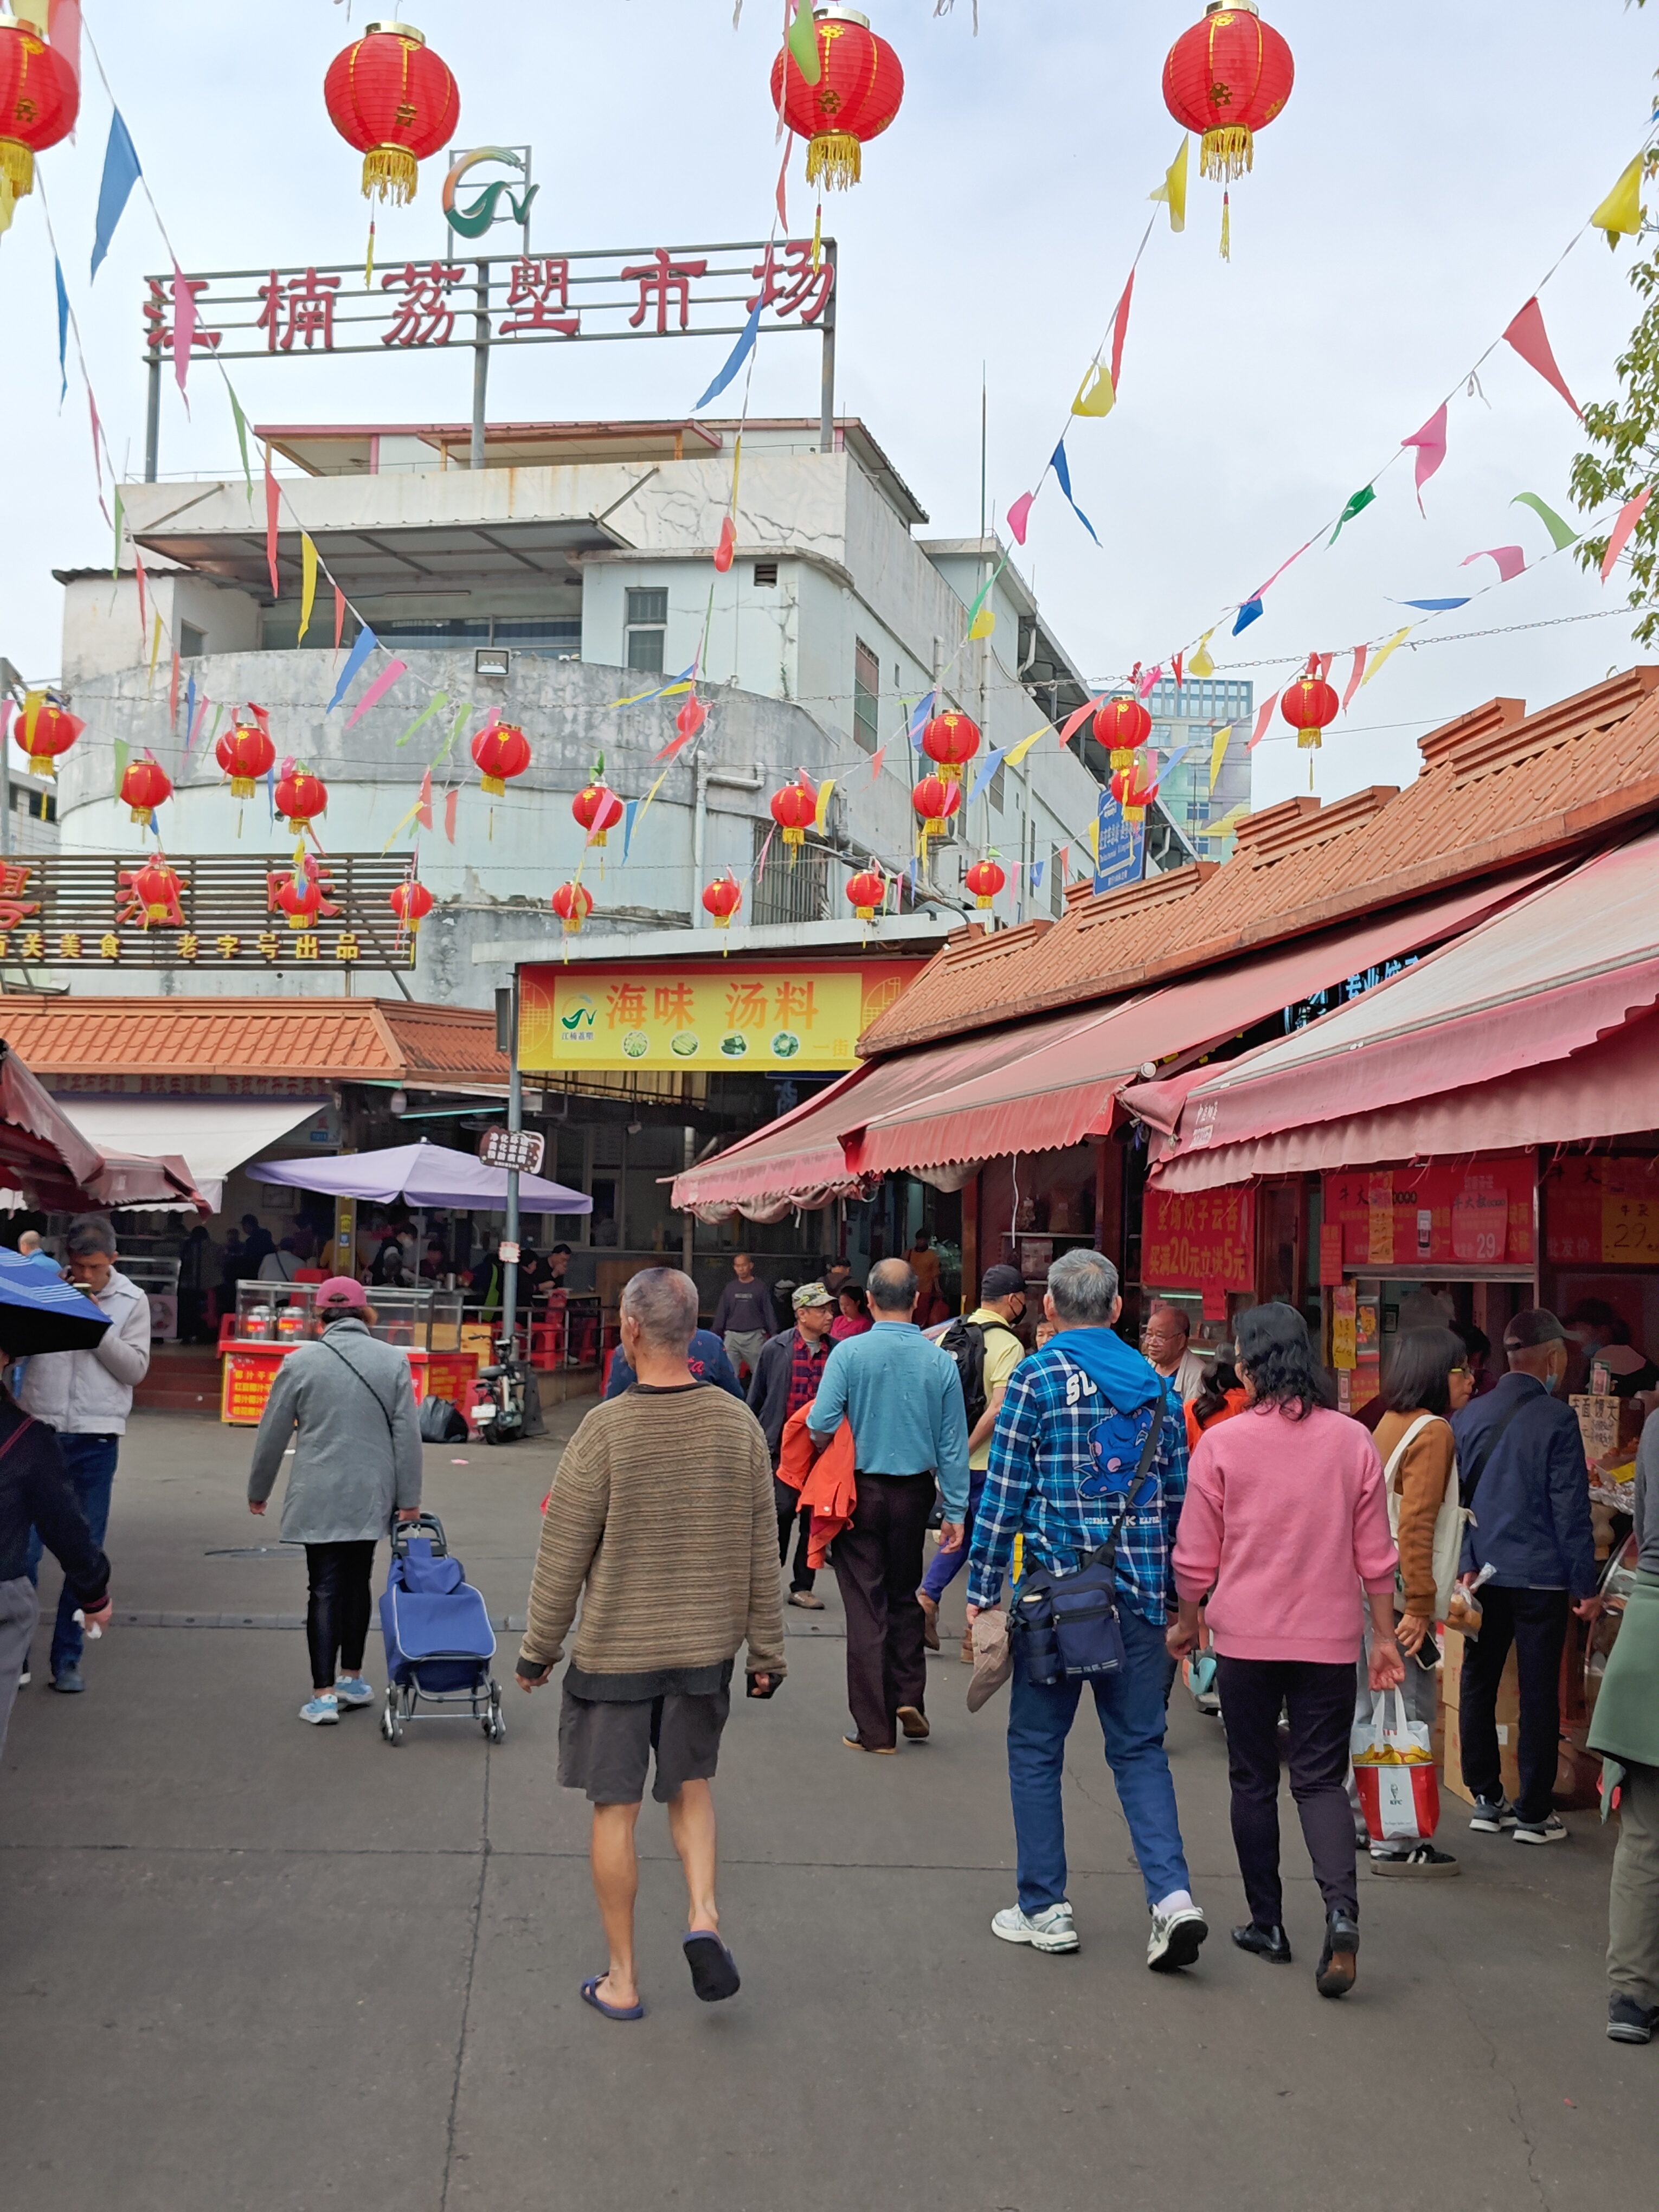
[304,1541,376,1690]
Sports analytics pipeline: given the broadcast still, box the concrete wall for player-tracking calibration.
[62,573,261,686]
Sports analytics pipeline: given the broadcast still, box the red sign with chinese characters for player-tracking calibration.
[1142,1184,1256,1295]
[1322,1158,1535,1271]
[1544,1156,1659,1268]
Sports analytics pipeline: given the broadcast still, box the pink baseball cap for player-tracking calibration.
[316,1275,368,1311]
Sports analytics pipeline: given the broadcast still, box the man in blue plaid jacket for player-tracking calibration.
[966,1245,1206,1973]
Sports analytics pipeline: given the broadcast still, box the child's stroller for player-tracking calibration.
[379,1513,505,1745]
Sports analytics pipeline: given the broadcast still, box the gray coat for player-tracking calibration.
[247,1317,422,1544]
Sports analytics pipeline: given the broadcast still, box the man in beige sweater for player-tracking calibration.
[517,1267,785,2021]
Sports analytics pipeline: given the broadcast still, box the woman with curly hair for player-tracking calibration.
[1168,1302,1403,2000]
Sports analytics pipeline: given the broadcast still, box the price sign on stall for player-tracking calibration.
[480,1127,546,1175]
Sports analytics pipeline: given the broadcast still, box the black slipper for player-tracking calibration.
[683,1931,741,2002]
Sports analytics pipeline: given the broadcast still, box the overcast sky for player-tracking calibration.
[4,1,1656,814]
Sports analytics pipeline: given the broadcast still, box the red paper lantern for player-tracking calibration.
[1091,694,1152,766]
[702,874,743,928]
[921,710,981,782]
[912,775,961,838]
[845,868,885,921]
[1281,670,1340,751]
[1162,4,1295,182]
[1110,760,1160,826]
[323,21,460,205]
[216,721,276,799]
[964,858,1006,909]
[472,722,531,797]
[274,767,328,834]
[573,781,625,845]
[0,18,79,203]
[769,7,905,192]
[13,698,82,780]
[388,879,435,933]
[275,872,324,931]
[769,780,819,847]
[132,857,183,929]
[119,758,173,823]
[550,880,593,936]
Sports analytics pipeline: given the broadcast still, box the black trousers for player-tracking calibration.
[1457,1585,1571,1824]
[304,1540,376,1690]
[774,1483,816,1594]
[830,1471,934,1750]
[1216,1655,1359,1927]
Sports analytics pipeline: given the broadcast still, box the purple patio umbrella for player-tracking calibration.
[248,1139,591,1214]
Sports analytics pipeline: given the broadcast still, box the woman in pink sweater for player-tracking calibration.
[1169,1303,1404,2001]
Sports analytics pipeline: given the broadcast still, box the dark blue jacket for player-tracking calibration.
[603,1328,743,1403]
[1454,1371,1596,1598]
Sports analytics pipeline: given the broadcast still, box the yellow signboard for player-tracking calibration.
[519,961,913,1074]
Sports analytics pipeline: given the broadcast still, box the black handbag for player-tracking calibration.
[1009,1386,1168,1687]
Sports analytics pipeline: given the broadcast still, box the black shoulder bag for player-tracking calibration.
[1009,1386,1168,1687]
[318,1332,399,1441]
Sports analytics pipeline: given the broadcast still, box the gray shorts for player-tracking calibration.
[557,1668,733,1805]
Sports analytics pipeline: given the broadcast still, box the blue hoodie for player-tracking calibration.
[1045,1326,1165,1412]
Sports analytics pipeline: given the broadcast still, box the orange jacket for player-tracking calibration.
[776,1404,857,1566]
[1185,1387,1248,1456]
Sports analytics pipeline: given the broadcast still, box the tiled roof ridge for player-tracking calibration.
[1416,697,1527,769]
[1237,787,1400,866]
[0,995,504,1084]
[1451,670,1659,784]
[1069,862,1218,934]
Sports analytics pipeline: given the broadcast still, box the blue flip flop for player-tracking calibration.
[683,1931,741,2002]
[581,1974,644,2022]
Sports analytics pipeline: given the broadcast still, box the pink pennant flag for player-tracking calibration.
[1057,843,1070,879]
[1006,490,1036,545]
[333,587,346,653]
[0,699,12,749]
[1248,689,1280,750]
[1314,652,1334,683]
[443,788,459,843]
[186,694,209,750]
[415,768,434,830]
[1109,271,1134,394]
[1136,663,1163,699]
[168,652,181,729]
[88,389,110,523]
[1401,404,1448,513]
[677,693,707,741]
[1171,651,1184,689]
[869,744,886,780]
[1058,695,1103,745]
[171,265,196,404]
[344,655,408,728]
[653,730,693,764]
[264,445,281,598]
[1461,545,1527,583]
[1503,297,1581,419]
[775,133,790,229]
[1341,645,1367,710]
[1600,485,1651,580]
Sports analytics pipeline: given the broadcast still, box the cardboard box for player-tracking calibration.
[1440,1625,1521,1806]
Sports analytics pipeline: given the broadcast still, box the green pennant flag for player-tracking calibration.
[1511,491,1579,552]
[1329,484,1376,545]
[787,0,821,83]
[112,485,124,579]
[396,691,448,749]
[228,382,253,507]
[112,738,128,793]
[206,703,226,748]
[434,701,471,764]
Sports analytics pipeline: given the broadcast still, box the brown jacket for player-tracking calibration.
[1373,1408,1456,1618]
[519,1381,786,1682]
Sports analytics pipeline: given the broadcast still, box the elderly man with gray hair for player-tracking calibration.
[517,1266,784,2022]
[965,1245,1205,1975]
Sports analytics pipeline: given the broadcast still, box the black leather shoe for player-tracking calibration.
[1316,1909,1359,1999]
[1231,1922,1292,1965]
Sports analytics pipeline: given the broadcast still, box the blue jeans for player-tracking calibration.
[26,1433,119,1679]
[919,1470,986,1603]
[1006,1602,1189,1915]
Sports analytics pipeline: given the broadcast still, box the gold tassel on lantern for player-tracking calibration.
[1219,190,1231,262]
[362,145,419,204]
[805,131,861,190]
[1199,126,1253,183]
[0,140,34,199]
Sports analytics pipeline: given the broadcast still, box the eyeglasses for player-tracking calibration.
[1448,1365,1472,1378]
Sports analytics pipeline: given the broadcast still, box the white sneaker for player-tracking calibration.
[1147,1904,1209,1973]
[1514,1813,1568,1846]
[991,1901,1079,1953]
[334,1675,374,1708]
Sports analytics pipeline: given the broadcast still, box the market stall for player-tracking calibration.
[220,1278,472,1425]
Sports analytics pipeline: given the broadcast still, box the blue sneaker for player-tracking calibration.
[335,1676,374,1708]
[49,1666,85,1694]
[299,1693,339,1725]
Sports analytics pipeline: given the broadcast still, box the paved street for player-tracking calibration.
[2,1410,1651,2212]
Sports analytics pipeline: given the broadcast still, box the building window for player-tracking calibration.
[178,621,205,658]
[625,588,667,674]
[852,638,880,754]
[11,785,55,823]
[751,819,828,926]
[753,561,778,587]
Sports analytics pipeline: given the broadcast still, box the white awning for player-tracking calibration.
[55,1098,330,1213]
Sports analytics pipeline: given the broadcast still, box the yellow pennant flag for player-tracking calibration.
[1361,626,1411,687]
[147,614,163,691]
[1071,363,1115,419]
[1084,816,1099,863]
[1208,724,1231,793]
[1188,628,1216,679]
[1005,727,1047,768]
[968,607,995,640]
[814,776,835,831]
[1592,153,1644,249]
[297,533,318,645]
[1149,136,1188,233]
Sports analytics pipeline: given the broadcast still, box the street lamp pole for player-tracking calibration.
[497,980,521,1353]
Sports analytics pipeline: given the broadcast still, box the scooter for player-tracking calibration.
[472,1339,526,1445]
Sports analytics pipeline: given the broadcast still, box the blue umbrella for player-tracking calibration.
[0,1249,111,1354]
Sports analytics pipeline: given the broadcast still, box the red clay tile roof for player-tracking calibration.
[0,998,506,1088]
[859,670,1659,1056]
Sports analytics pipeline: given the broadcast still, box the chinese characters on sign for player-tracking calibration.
[518,962,911,1075]
[1544,1157,1659,1268]
[143,240,835,363]
[1321,1159,1536,1271]
[1141,1185,1256,1296]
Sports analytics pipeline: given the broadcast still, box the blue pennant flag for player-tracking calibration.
[1393,596,1470,612]
[1232,597,1263,636]
[967,747,1006,806]
[182,671,195,741]
[1049,436,1098,545]
[54,257,69,404]
[693,297,763,411]
[907,690,937,748]
[621,797,641,863]
[1030,858,1045,890]
[326,623,379,713]
[91,110,143,282]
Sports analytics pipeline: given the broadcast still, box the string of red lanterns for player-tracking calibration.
[119,758,172,824]
[845,868,886,922]
[912,775,961,840]
[0,16,79,223]
[322,20,460,205]
[472,723,531,797]
[964,858,1005,909]
[13,699,82,780]
[920,710,980,783]
[216,721,275,799]
[770,7,904,193]
[573,779,625,846]
[702,874,743,929]
[274,766,328,837]
[551,882,594,936]
[389,880,435,934]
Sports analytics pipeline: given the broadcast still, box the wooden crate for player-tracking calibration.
[1441,1625,1520,1806]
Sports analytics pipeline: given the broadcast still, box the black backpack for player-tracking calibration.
[936,1317,1022,1429]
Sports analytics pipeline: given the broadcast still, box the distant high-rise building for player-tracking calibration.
[1144,676,1254,862]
